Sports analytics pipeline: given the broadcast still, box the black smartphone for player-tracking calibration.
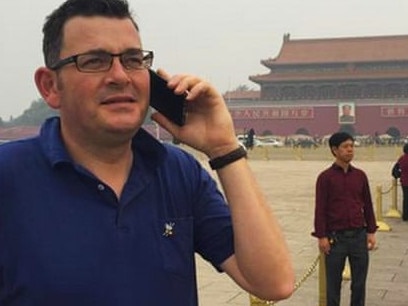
[149,69,187,126]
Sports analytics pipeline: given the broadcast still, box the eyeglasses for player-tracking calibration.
[49,49,154,72]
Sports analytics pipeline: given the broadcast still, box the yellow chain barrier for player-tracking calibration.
[249,254,320,305]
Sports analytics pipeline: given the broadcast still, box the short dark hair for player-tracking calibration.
[329,132,354,148]
[42,0,138,68]
[403,143,408,154]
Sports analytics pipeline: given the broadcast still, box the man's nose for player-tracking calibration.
[106,57,131,82]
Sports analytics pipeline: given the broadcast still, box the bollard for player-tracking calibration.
[368,145,375,161]
[293,146,303,160]
[249,295,269,306]
[263,146,270,161]
[342,259,351,280]
[375,185,391,231]
[385,178,402,218]
[318,252,327,306]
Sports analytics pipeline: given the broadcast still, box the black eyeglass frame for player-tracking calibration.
[48,49,154,72]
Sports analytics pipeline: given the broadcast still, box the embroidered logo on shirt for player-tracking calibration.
[163,222,175,237]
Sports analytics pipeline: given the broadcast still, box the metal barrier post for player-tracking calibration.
[385,178,401,218]
[318,252,327,306]
[375,185,391,231]
[263,146,270,161]
[292,146,303,160]
[249,295,269,306]
[342,259,351,280]
[368,145,375,161]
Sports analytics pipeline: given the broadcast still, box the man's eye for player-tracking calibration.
[124,54,143,66]
[79,55,109,69]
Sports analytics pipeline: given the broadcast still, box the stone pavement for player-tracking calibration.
[195,159,408,306]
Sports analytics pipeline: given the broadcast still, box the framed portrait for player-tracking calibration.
[338,102,355,124]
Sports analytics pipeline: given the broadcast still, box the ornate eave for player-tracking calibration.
[259,34,408,68]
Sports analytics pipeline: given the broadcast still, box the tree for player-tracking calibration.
[338,124,355,136]
[8,99,58,126]
[295,128,310,135]
[386,127,400,138]
[234,84,251,92]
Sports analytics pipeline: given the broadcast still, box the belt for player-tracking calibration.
[333,227,365,237]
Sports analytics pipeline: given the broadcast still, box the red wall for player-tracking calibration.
[231,104,408,137]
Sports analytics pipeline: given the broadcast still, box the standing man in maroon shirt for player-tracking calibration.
[313,132,377,306]
[393,143,408,221]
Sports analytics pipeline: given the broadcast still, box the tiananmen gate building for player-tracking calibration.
[225,34,408,138]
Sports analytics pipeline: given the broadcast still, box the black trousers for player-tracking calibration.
[402,185,408,221]
[325,228,369,306]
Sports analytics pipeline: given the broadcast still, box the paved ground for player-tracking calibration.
[194,156,408,306]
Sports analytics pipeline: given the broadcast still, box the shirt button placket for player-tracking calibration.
[96,183,129,233]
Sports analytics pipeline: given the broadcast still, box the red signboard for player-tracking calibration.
[230,107,314,120]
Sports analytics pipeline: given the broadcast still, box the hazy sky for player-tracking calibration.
[1,0,407,119]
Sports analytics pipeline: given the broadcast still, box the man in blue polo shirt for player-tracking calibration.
[0,0,294,305]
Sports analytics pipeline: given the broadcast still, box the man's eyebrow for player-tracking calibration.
[76,48,108,55]
[81,47,143,54]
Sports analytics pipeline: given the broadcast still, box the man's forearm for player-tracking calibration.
[216,158,294,300]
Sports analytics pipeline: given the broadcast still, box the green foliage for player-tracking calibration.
[338,124,356,136]
[295,128,310,135]
[234,84,251,91]
[386,127,400,138]
[6,99,58,126]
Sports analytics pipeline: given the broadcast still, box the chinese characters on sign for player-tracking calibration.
[381,106,408,117]
[230,107,314,120]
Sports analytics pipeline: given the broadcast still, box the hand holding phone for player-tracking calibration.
[149,69,187,126]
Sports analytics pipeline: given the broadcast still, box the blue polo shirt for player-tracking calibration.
[0,117,234,306]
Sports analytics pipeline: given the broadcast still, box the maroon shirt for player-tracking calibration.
[397,153,408,186]
[313,163,377,238]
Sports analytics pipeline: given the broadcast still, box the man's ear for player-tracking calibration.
[34,67,61,110]
[330,146,337,157]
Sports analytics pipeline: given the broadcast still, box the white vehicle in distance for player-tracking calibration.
[260,138,285,147]
[236,134,263,148]
[237,135,284,148]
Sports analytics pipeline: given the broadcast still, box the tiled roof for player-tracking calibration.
[250,69,408,83]
[263,34,408,65]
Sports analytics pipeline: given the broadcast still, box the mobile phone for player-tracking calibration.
[149,69,187,126]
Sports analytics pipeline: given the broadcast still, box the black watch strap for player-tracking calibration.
[209,146,247,170]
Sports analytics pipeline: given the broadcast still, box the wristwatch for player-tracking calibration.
[209,146,247,170]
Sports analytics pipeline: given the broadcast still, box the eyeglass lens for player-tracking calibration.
[76,50,151,72]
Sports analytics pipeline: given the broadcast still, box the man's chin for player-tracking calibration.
[107,124,139,135]
[101,120,141,136]
[344,156,354,163]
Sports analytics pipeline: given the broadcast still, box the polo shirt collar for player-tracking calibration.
[39,116,167,168]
